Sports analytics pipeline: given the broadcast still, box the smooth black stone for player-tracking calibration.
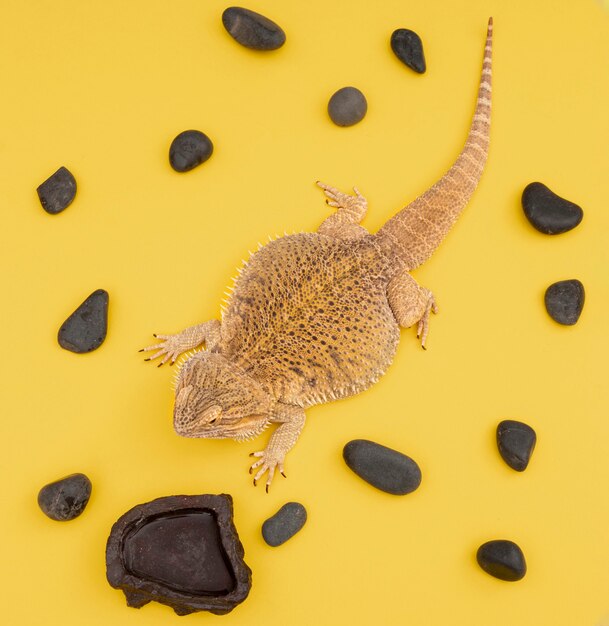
[390,29,426,73]
[343,439,421,495]
[262,502,307,547]
[222,7,286,50]
[522,182,583,234]
[106,494,252,616]
[497,420,536,471]
[37,166,77,214]
[37,473,92,521]
[169,130,213,173]
[477,540,527,581]
[327,87,367,127]
[58,289,109,353]
[544,279,585,325]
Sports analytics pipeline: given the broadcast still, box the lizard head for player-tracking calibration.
[173,351,274,441]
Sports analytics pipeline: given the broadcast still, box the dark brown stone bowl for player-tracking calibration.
[106,494,252,615]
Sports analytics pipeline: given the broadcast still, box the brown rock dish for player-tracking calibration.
[105,494,252,615]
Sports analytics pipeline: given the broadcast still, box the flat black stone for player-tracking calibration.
[169,130,213,173]
[37,166,77,214]
[477,540,527,581]
[497,420,536,471]
[37,473,92,521]
[222,7,286,50]
[327,87,368,127]
[544,279,585,325]
[343,439,421,495]
[262,502,307,547]
[390,29,426,73]
[522,182,583,234]
[106,494,252,616]
[58,289,109,353]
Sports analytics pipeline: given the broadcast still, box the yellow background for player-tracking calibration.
[1,0,609,624]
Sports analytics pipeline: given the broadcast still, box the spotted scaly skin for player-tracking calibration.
[142,19,493,491]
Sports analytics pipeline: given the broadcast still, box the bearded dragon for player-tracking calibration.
[142,18,493,491]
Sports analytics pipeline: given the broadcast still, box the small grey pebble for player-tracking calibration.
[497,420,536,471]
[544,279,585,325]
[343,439,421,495]
[390,28,426,73]
[262,502,307,547]
[38,473,92,521]
[477,540,527,581]
[327,87,367,127]
[37,166,77,214]
[522,182,583,234]
[169,130,214,173]
[222,7,286,50]
[58,289,109,353]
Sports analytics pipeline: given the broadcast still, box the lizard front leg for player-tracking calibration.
[249,403,305,493]
[387,271,438,349]
[140,319,221,366]
[316,181,369,239]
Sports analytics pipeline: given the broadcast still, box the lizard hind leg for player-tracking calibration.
[387,270,438,349]
[316,181,369,240]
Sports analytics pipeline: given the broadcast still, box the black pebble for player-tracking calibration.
[327,87,368,127]
[343,439,421,495]
[58,289,109,353]
[522,182,583,234]
[390,29,426,73]
[544,279,585,325]
[37,473,92,521]
[262,502,307,547]
[477,540,527,581]
[37,166,77,214]
[497,420,536,471]
[169,130,214,173]
[222,7,286,51]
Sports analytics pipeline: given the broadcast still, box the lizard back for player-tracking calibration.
[218,233,400,407]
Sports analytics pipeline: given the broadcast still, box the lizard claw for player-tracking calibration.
[416,293,438,349]
[249,449,285,492]
[316,181,368,214]
[140,333,186,366]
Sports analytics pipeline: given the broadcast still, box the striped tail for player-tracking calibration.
[377,17,493,270]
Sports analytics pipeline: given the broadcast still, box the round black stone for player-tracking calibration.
[261,502,307,547]
[521,182,583,234]
[58,289,109,353]
[544,279,585,325]
[327,87,368,127]
[343,439,421,495]
[169,130,214,173]
[37,473,92,521]
[497,420,536,471]
[37,166,77,214]
[222,7,286,51]
[477,540,527,581]
[390,29,426,73]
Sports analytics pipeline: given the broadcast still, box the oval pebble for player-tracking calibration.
[262,502,307,547]
[476,540,527,581]
[343,439,421,495]
[38,473,92,521]
[522,182,583,234]
[327,87,367,127]
[222,7,286,51]
[497,420,536,471]
[390,29,426,73]
[169,130,214,173]
[544,279,585,325]
[58,289,109,353]
[37,166,77,214]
